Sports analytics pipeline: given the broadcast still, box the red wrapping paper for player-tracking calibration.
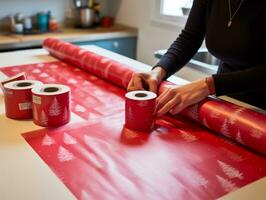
[125,91,157,132]
[1,60,266,199]
[3,80,42,119]
[32,84,71,127]
[22,114,266,200]
[41,38,266,155]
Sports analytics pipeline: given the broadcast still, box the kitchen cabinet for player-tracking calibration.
[75,37,137,59]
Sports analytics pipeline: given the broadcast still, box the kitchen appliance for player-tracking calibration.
[78,7,95,27]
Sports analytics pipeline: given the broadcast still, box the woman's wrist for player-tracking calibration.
[152,66,166,82]
[205,76,216,95]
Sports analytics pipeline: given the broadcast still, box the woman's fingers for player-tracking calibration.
[148,79,158,93]
[157,95,181,117]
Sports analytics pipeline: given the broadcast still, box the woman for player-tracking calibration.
[128,0,266,116]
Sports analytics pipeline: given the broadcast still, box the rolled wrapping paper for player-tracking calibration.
[125,90,157,132]
[3,80,43,119]
[32,84,71,127]
[43,38,266,154]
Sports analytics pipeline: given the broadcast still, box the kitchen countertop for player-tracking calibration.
[0,24,138,51]
[0,46,265,199]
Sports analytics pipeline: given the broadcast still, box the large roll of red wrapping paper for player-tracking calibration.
[43,38,266,155]
[32,84,71,127]
[3,80,43,119]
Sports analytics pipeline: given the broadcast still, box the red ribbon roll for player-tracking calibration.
[32,84,71,127]
[3,80,43,119]
[125,91,157,132]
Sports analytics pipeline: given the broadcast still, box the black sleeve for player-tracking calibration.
[213,64,266,96]
[155,0,208,78]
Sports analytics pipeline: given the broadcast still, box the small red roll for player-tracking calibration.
[31,84,71,127]
[3,80,43,119]
[125,91,157,132]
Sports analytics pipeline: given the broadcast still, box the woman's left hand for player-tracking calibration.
[156,79,211,117]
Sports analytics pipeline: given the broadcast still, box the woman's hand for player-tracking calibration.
[156,78,211,117]
[127,67,166,93]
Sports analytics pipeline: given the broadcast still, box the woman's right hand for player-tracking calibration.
[127,67,166,93]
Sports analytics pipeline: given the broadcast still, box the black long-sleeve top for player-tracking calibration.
[156,0,266,109]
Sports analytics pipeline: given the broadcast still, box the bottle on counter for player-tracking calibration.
[23,17,32,31]
[48,11,59,32]
[37,11,49,32]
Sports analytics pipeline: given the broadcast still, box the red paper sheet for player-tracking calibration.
[1,61,266,199]
[22,114,266,200]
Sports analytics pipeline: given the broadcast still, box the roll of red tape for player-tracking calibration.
[3,80,43,119]
[125,90,157,132]
[32,84,71,127]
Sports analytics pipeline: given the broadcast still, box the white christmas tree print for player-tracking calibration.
[187,103,199,120]
[80,190,91,200]
[221,148,244,162]
[33,105,38,121]
[40,110,48,126]
[229,108,246,125]
[236,130,245,145]
[62,107,69,122]
[216,175,238,192]
[49,97,62,116]
[217,160,244,180]
[192,172,208,188]
[75,104,86,113]
[57,146,74,162]
[221,119,231,137]
[39,72,49,78]
[42,134,55,146]
[180,130,198,142]
[202,117,209,128]
[63,132,77,145]
[250,129,264,139]
[32,69,41,74]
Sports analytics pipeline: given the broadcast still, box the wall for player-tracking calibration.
[115,0,207,81]
[0,0,112,32]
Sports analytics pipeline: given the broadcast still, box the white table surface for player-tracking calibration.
[0,46,265,200]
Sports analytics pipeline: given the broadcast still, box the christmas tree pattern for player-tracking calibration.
[32,69,41,74]
[75,104,86,113]
[33,105,38,121]
[42,134,55,146]
[216,175,238,192]
[220,148,244,162]
[250,129,264,139]
[192,172,209,188]
[217,160,244,180]
[62,107,69,122]
[202,117,209,128]
[180,130,198,142]
[57,146,74,162]
[63,132,77,145]
[39,72,49,78]
[229,108,246,125]
[80,190,91,200]
[48,97,62,116]
[236,130,245,145]
[221,119,231,137]
[186,103,199,120]
[40,110,48,126]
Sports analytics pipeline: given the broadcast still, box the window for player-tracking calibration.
[161,0,193,17]
[152,0,193,26]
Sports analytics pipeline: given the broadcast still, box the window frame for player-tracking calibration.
[152,0,190,27]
